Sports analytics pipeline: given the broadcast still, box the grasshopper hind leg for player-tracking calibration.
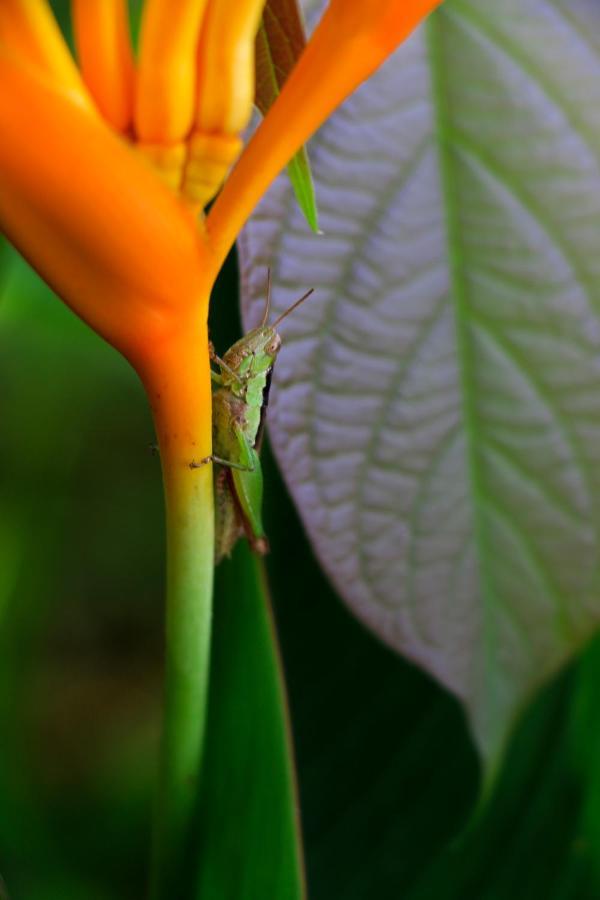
[214,468,244,563]
[213,466,268,562]
[230,434,269,557]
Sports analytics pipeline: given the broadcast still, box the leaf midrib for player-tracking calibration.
[425,9,499,754]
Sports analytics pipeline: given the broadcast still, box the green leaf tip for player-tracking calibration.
[287,147,319,233]
[255,0,320,232]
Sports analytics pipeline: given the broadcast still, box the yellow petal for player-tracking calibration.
[182,132,242,210]
[137,141,188,192]
[72,0,135,133]
[135,0,209,144]
[180,0,264,208]
[0,0,92,109]
[195,0,265,136]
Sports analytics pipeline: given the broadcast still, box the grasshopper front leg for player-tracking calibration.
[209,343,246,387]
[189,454,255,471]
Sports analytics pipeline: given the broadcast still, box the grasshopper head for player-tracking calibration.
[220,282,313,385]
[223,326,282,378]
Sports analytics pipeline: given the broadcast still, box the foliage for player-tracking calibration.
[240,0,600,769]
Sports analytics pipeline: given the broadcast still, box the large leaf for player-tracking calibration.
[239,0,600,766]
[194,544,305,900]
[264,448,600,899]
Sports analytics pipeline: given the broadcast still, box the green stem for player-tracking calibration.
[141,330,215,899]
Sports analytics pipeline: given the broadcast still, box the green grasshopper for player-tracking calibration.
[192,272,314,563]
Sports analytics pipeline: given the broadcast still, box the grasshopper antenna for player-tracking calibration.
[272,288,315,329]
[260,268,272,327]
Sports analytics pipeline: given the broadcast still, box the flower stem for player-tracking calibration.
[140,326,214,899]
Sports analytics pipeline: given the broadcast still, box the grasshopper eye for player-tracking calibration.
[266,334,282,355]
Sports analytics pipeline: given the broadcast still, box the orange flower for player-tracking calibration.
[0,0,442,367]
[0,0,444,525]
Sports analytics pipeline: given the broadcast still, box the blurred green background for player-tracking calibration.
[2,246,600,899]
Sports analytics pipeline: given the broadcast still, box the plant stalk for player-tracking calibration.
[140,327,215,900]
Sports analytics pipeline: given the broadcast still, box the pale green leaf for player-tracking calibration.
[239,0,600,768]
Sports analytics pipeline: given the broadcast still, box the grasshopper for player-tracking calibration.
[192,272,314,563]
